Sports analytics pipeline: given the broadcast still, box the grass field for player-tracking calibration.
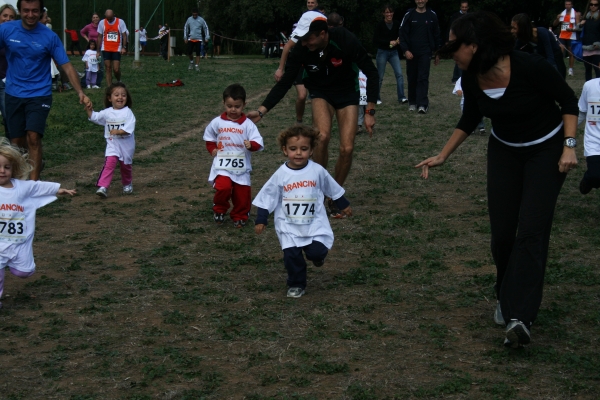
[0,54,599,399]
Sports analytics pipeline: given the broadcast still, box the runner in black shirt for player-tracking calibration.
[248,16,379,218]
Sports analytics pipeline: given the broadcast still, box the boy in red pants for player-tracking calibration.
[203,84,264,227]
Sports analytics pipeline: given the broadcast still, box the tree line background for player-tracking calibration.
[43,0,581,55]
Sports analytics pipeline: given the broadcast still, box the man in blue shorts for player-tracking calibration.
[0,0,91,180]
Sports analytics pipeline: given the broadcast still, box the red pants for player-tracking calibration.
[213,175,251,221]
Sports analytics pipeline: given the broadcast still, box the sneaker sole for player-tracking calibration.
[506,325,530,347]
[287,290,305,298]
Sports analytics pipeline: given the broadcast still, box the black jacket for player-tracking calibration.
[399,8,441,55]
[262,27,379,110]
[373,20,401,50]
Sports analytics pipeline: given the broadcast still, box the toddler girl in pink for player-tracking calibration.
[86,82,136,198]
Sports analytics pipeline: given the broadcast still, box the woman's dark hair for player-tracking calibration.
[382,4,394,13]
[512,13,534,43]
[105,82,133,109]
[438,11,515,75]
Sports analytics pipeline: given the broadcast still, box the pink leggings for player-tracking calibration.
[97,156,132,188]
[0,267,35,300]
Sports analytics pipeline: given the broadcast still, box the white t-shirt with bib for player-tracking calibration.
[82,49,100,72]
[579,78,600,156]
[0,179,60,272]
[203,113,264,186]
[252,160,345,250]
[89,106,136,164]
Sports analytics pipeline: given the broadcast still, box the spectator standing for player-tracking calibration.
[65,28,82,56]
[97,9,128,86]
[399,0,441,114]
[448,1,469,83]
[159,24,169,60]
[0,0,91,180]
[511,14,566,79]
[580,0,600,81]
[373,4,407,105]
[80,13,100,44]
[213,31,222,57]
[553,0,581,76]
[0,4,16,138]
[184,8,209,71]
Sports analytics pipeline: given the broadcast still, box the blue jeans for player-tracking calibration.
[376,49,405,102]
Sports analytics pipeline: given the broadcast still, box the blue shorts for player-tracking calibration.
[102,51,121,61]
[5,94,52,139]
[140,41,147,46]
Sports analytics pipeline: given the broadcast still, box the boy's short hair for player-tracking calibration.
[277,125,319,149]
[223,84,246,102]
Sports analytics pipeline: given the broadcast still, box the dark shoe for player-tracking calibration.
[213,213,225,225]
[504,320,531,348]
[313,259,324,267]
[233,220,246,228]
[580,178,593,195]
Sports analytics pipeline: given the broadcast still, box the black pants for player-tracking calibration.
[70,40,82,56]
[582,155,600,188]
[584,54,600,81]
[406,53,431,108]
[160,39,168,60]
[487,132,566,327]
[282,241,328,290]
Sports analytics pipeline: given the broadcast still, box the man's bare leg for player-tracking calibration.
[295,84,307,123]
[11,131,42,180]
[104,59,113,86]
[113,61,121,82]
[310,98,335,169]
[333,105,358,186]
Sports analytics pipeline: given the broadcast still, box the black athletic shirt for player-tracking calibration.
[458,51,578,143]
[262,27,379,111]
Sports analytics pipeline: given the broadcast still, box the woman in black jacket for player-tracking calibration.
[580,0,600,80]
[372,4,406,104]
[417,11,578,349]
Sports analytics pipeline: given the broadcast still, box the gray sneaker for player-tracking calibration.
[96,187,107,198]
[418,106,428,114]
[408,105,416,112]
[505,320,531,348]
[188,63,193,70]
[494,302,505,326]
[123,184,133,194]
[287,287,305,298]
[195,65,200,71]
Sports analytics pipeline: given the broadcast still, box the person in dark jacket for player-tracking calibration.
[511,14,566,79]
[417,11,578,349]
[579,0,600,80]
[373,4,406,104]
[399,0,441,114]
[447,1,469,83]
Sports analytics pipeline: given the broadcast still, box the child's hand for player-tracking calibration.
[244,140,251,150]
[456,90,463,96]
[109,129,119,136]
[340,206,353,217]
[255,224,266,234]
[58,188,77,196]
[211,149,218,157]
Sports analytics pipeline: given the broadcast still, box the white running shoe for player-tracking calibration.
[494,302,505,326]
[122,184,133,194]
[287,287,305,298]
[504,320,531,348]
[96,187,107,198]
[86,85,91,89]
[568,68,574,76]
[92,85,100,89]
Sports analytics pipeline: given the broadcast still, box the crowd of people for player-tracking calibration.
[1,0,600,353]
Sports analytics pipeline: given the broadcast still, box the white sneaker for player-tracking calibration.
[195,65,200,71]
[92,85,100,89]
[568,68,574,76]
[494,302,505,326]
[96,187,107,198]
[504,320,531,348]
[122,184,133,194]
[287,287,305,298]
[408,105,416,112]
[188,63,193,70]
[86,85,91,89]
[376,100,382,105]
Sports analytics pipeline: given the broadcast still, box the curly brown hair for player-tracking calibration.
[277,125,319,150]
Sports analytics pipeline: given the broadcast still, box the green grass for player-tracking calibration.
[0,56,598,399]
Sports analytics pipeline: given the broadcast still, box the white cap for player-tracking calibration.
[290,11,327,43]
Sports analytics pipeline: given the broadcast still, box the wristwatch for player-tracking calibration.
[564,137,577,148]
[365,109,376,116]
[257,110,264,118]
